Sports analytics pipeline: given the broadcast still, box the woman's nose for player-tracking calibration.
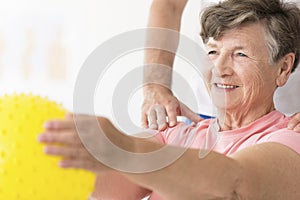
[212,54,234,77]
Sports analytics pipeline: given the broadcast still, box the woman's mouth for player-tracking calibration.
[215,83,239,90]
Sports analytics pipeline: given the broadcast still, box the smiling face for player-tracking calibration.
[205,23,280,114]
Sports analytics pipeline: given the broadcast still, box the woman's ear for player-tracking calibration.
[276,53,295,87]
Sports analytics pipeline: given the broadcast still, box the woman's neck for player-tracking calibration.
[217,103,275,131]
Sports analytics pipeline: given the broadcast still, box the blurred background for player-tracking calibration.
[0,0,151,113]
[0,0,219,126]
[1,0,298,128]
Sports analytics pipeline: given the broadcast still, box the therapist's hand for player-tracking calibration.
[288,112,300,132]
[142,85,202,130]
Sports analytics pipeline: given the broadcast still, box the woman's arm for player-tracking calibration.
[125,142,300,200]
[39,116,151,200]
[39,116,300,200]
[90,172,151,200]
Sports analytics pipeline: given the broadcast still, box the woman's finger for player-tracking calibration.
[38,131,82,146]
[43,145,90,159]
[43,119,76,130]
[59,158,106,173]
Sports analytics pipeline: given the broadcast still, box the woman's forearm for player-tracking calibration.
[123,142,242,200]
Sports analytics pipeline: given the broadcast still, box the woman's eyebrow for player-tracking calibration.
[206,43,217,48]
[234,46,246,50]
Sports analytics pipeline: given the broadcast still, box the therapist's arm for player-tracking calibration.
[142,0,201,130]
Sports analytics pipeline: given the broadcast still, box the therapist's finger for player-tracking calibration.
[141,112,149,129]
[148,107,158,130]
[165,102,179,127]
[141,102,152,128]
[155,105,168,131]
[288,112,300,132]
[180,103,202,123]
[293,124,300,132]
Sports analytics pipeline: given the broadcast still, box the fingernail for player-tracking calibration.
[58,161,64,167]
[59,161,68,168]
[43,122,53,129]
[158,124,167,131]
[43,146,49,153]
[288,123,295,129]
[141,123,148,129]
[169,121,175,127]
[43,122,51,128]
[149,124,158,130]
[37,134,44,142]
[294,126,300,132]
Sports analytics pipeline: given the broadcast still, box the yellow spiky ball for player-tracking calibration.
[0,94,95,199]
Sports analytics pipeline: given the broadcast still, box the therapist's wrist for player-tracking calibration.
[143,84,173,96]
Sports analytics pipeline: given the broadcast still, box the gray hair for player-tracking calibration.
[200,0,300,72]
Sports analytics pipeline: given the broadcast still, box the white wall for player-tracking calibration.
[0,0,215,126]
[5,0,297,128]
[0,0,152,120]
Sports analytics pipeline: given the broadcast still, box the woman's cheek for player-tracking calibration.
[242,68,265,102]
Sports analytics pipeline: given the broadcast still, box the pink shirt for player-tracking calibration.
[149,111,300,200]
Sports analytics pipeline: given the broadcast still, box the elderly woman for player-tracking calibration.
[39,0,300,199]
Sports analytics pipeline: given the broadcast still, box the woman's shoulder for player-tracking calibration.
[257,111,300,155]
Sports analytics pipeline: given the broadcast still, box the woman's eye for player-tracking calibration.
[237,52,247,57]
[208,50,217,55]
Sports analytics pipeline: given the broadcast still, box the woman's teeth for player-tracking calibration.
[216,83,238,89]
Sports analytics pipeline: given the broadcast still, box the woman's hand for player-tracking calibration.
[38,114,151,199]
[38,114,114,173]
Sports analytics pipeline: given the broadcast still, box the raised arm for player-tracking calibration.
[40,116,300,200]
[142,0,201,130]
[39,114,150,200]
